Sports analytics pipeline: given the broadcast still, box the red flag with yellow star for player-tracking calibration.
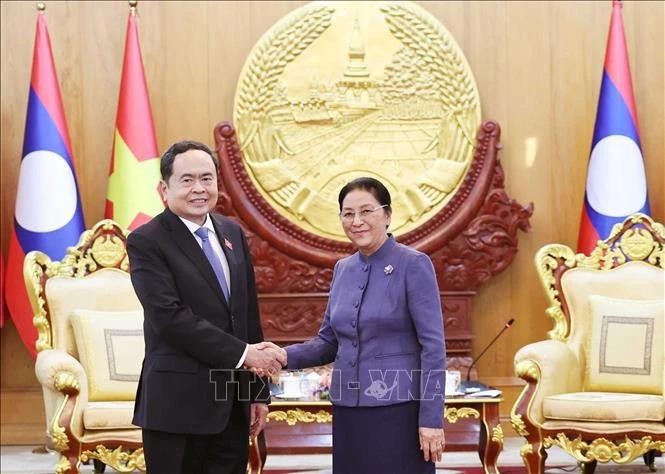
[105,6,162,230]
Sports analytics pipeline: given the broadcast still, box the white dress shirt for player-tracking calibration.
[179,215,248,368]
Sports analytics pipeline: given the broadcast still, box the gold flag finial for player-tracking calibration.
[36,2,46,11]
[129,0,137,15]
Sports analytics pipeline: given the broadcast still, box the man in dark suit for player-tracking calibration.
[127,140,286,473]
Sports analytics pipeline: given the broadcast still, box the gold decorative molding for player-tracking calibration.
[267,408,333,426]
[618,226,655,261]
[520,443,533,458]
[54,372,81,396]
[55,455,72,474]
[535,213,664,340]
[51,422,70,454]
[88,234,126,269]
[60,220,131,275]
[577,243,622,271]
[515,360,540,383]
[444,407,480,423]
[380,2,479,135]
[543,434,665,465]
[81,446,145,473]
[646,221,665,267]
[491,425,504,444]
[24,219,130,352]
[510,413,529,437]
[51,396,71,452]
[620,214,665,266]
[268,404,488,426]
[24,251,53,351]
[535,244,575,341]
[234,1,481,240]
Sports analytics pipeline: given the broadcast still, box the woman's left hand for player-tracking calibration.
[249,403,269,437]
[418,427,445,463]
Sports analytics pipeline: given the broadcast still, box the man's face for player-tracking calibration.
[160,148,218,225]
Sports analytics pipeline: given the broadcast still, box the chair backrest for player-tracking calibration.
[24,220,142,356]
[535,214,664,393]
[560,262,662,370]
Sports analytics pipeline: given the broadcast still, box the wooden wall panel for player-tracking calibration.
[1,0,663,443]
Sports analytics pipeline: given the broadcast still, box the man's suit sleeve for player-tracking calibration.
[239,229,271,403]
[127,230,247,369]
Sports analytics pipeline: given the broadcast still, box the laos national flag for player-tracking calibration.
[5,12,85,358]
[577,0,650,255]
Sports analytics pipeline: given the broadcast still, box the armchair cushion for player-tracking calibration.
[70,310,144,401]
[586,295,663,394]
[542,419,665,435]
[46,269,143,358]
[83,401,137,430]
[560,262,663,370]
[543,392,664,422]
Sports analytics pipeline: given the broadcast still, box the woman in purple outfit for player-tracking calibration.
[286,177,446,474]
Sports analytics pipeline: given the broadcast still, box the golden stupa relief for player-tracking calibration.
[234,1,481,241]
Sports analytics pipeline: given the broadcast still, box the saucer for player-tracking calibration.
[275,393,305,400]
[445,391,465,397]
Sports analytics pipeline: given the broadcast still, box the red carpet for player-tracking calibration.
[262,470,644,474]
[262,468,533,474]
[261,467,655,474]
[263,465,659,474]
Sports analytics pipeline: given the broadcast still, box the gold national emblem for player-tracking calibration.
[234,1,481,241]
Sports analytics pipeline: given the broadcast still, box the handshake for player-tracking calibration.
[244,341,287,376]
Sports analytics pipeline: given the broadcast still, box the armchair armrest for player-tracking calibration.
[514,340,582,425]
[35,349,88,441]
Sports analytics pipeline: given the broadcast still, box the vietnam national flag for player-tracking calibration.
[105,6,162,230]
[5,11,85,357]
[577,0,650,254]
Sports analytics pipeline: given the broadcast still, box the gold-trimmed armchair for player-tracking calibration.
[511,214,665,474]
[26,220,145,473]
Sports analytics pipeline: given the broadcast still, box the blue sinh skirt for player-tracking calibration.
[332,401,435,474]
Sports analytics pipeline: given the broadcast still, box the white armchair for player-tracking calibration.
[26,220,144,473]
[511,214,665,473]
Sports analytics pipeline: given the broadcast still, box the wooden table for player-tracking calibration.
[249,396,504,473]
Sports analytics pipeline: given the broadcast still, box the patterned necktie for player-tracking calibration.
[194,227,230,302]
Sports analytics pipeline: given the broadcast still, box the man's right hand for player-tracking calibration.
[244,341,286,376]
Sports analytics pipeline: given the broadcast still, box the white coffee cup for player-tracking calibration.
[445,370,461,395]
[281,374,302,397]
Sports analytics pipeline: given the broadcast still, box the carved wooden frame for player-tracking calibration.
[214,120,533,362]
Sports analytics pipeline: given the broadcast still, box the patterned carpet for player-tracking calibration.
[0,442,661,473]
[263,464,662,474]
[261,458,664,474]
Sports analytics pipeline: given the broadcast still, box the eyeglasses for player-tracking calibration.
[339,205,388,222]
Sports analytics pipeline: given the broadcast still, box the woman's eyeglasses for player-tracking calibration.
[339,205,388,222]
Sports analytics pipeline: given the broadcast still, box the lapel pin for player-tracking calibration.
[384,264,394,275]
[224,238,233,250]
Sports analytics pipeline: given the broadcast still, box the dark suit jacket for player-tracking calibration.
[127,208,269,434]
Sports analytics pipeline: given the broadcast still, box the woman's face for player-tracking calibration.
[340,189,391,256]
